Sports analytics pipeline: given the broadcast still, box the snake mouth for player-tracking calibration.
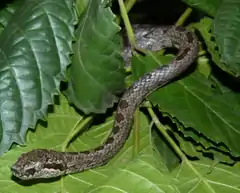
[11,165,27,180]
[11,165,19,175]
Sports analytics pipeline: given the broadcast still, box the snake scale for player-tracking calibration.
[11,25,199,180]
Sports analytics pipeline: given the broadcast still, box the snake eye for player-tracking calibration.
[25,168,36,175]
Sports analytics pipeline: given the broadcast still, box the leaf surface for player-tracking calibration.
[183,0,222,16]
[0,0,76,155]
[131,54,240,156]
[213,0,240,75]
[65,0,126,114]
[2,97,240,192]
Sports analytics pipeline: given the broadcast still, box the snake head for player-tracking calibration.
[11,149,67,180]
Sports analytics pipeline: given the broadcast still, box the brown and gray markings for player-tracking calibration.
[176,47,191,61]
[11,25,199,180]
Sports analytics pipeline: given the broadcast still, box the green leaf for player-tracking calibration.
[0,1,23,34]
[213,0,240,75]
[193,18,224,73]
[1,95,82,192]
[65,0,126,114]
[0,0,76,155]
[131,53,240,156]
[2,94,239,192]
[174,131,235,164]
[183,0,222,17]
[4,97,240,192]
[75,0,90,16]
[0,2,18,29]
[193,17,239,76]
[3,95,152,192]
[172,159,240,192]
[151,128,180,171]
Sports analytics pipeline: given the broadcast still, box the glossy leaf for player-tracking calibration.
[183,0,222,16]
[213,0,240,75]
[65,0,126,114]
[2,95,240,192]
[132,54,240,156]
[0,0,76,155]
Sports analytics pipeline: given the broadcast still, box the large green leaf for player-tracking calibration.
[173,130,235,164]
[0,0,76,155]
[193,17,229,74]
[2,95,240,192]
[151,128,181,171]
[172,159,240,192]
[0,2,19,29]
[2,95,150,192]
[131,54,240,156]
[213,0,240,75]
[65,0,126,114]
[183,0,222,16]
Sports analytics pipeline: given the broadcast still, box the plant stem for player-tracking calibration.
[146,103,183,158]
[116,0,136,25]
[61,116,93,151]
[157,8,193,56]
[118,0,136,47]
[146,101,214,191]
[176,7,193,26]
[124,0,137,12]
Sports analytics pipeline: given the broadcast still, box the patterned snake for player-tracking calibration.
[11,25,199,180]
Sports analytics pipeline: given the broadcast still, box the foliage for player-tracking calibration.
[0,0,239,192]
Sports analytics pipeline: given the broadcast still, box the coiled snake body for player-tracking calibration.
[11,25,199,180]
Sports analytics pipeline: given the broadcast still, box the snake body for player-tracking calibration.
[11,25,199,180]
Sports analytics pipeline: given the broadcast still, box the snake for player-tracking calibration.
[11,24,199,180]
